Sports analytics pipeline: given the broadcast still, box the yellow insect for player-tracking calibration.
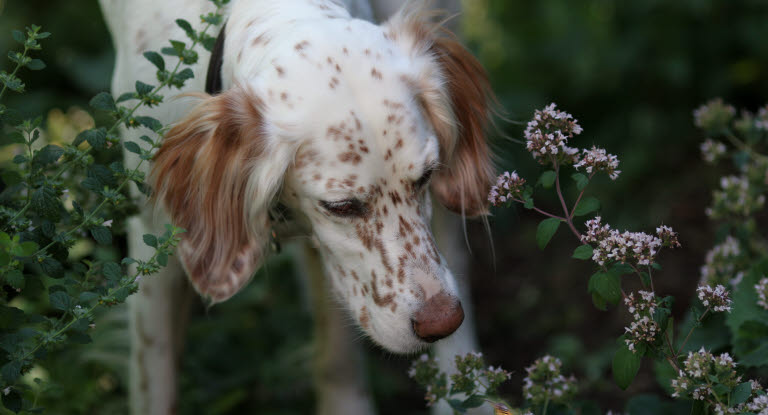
[493,403,512,415]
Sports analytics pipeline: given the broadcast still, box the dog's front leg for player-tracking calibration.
[126,216,195,415]
[297,242,376,415]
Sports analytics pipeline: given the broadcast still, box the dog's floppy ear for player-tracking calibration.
[151,87,278,303]
[387,7,495,217]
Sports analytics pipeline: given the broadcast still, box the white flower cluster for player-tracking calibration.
[756,277,768,310]
[706,175,766,219]
[488,171,526,206]
[757,105,768,131]
[747,394,768,413]
[581,217,678,266]
[693,98,736,131]
[623,291,659,352]
[624,290,657,319]
[574,146,621,180]
[700,235,743,286]
[522,355,577,405]
[524,103,582,165]
[700,138,727,164]
[696,284,732,313]
[671,348,740,401]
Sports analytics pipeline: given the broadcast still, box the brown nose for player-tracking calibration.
[412,292,464,343]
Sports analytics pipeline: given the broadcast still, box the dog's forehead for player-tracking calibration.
[259,21,439,194]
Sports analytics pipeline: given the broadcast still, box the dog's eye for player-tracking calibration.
[414,168,435,190]
[320,199,367,218]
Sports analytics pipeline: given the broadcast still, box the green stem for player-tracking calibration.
[0,45,30,102]
[677,308,710,355]
[542,396,550,415]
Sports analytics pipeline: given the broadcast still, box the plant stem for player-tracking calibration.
[0,45,30,102]
[724,130,768,163]
[553,162,582,239]
[677,308,710,355]
[511,198,565,220]
[542,396,550,415]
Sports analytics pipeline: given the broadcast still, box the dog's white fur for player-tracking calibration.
[99,0,491,413]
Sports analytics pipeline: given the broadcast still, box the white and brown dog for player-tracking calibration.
[99,0,493,413]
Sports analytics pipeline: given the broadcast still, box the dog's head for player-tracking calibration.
[150,3,493,353]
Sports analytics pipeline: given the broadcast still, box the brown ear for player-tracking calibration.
[150,87,270,303]
[388,7,495,217]
[427,33,495,217]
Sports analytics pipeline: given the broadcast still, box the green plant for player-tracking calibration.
[0,1,230,412]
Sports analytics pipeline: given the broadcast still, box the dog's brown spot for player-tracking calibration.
[338,152,361,165]
[356,223,374,251]
[371,270,395,307]
[371,67,382,80]
[389,191,402,206]
[360,306,370,328]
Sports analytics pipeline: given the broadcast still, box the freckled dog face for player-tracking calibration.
[154,3,492,353]
[282,89,461,352]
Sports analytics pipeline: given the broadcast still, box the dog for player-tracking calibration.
[99,0,493,413]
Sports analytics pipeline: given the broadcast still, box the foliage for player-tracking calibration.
[411,101,768,414]
[0,2,230,412]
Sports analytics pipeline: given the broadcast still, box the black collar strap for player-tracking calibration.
[205,22,226,95]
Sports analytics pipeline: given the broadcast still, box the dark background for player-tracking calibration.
[1,0,768,413]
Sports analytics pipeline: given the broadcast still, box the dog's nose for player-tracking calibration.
[412,292,464,342]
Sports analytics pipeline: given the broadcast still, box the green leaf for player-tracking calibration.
[31,187,62,221]
[157,252,168,267]
[5,269,24,290]
[1,388,22,413]
[176,19,195,39]
[536,218,561,250]
[26,58,46,70]
[588,272,621,305]
[135,115,162,131]
[143,234,158,248]
[612,342,642,390]
[573,196,600,217]
[49,290,72,311]
[1,360,22,383]
[40,257,63,278]
[79,292,99,303]
[91,226,112,245]
[11,30,25,44]
[572,244,594,260]
[731,382,752,406]
[571,173,589,190]
[143,51,165,70]
[75,128,107,149]
[124,141,142,154]
[116,92,136,103]
[32,144,64,166]
[135,80,154,96]
[537,170,556,188]
[87,164,116,188]
[461,395,485,409]
[90,91,117,112]
[446,399,467,414]
[16,241,38,257]
[102,262,122,281]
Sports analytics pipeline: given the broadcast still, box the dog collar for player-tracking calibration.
[205,22,226,95]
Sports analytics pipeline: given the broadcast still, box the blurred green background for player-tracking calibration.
[2,0,768,413]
